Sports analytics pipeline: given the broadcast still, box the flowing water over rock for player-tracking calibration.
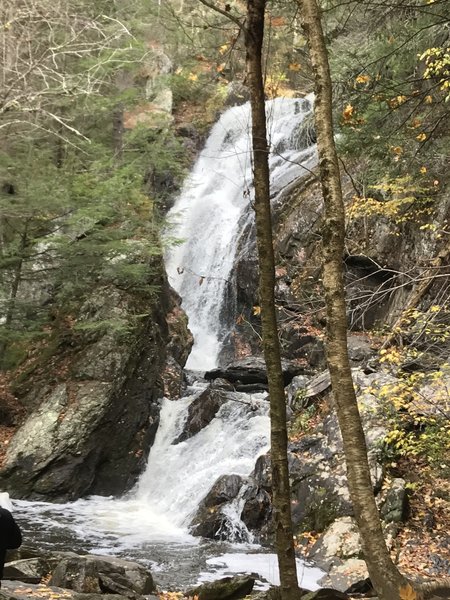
[13,97,322,591]
[166,96,316,371]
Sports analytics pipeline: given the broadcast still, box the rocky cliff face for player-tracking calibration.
[0,257,192,501]
[226,168,450,367]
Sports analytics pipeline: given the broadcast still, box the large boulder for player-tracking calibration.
[0,268,192,501]
[2,553,155,600]
[186,576,255,600]
[189,475,248,541]
[0,580,130,600]
[49,554,155,595]
[205,357,304,388]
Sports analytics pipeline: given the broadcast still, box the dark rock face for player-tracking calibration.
[189,474,247,541]
[0,266,192,501]
[205,357,304,388]
[379,478,407,523]
[49,555,154,595]
[173,387,229,444]
[240,485,272,530]
[3,552,154,600]
[186,576,255,600]
[301,590,351,600]
[203,474,244,507]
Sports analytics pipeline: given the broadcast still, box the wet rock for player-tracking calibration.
[49,554,154,595]
[203,475,244,507]
[210,378,235,391]
[173,387,229,443]
[161,355,186,400]
[205,357,303,387]
[301,590,351,600]
[380,478,407,523]
[189,475,248,541]
[186,575,255,600]
[240,485,272,530]
[189,508,231,540]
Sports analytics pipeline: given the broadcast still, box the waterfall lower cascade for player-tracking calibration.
[14,97,323,591]
[166,96,316,371]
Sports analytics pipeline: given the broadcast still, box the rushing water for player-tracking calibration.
[166,96,316,370]
[12,97,322,591]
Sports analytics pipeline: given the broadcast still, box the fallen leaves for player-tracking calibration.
[399,583,417,600]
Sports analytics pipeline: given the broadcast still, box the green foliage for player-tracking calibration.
[328,0,450,187]
[347,176,434,225]
[374,358,450,474]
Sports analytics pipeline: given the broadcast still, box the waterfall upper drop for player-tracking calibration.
[166,96,316,371]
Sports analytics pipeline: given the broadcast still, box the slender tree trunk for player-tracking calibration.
[244,2,299,599]
[298,1,412,599]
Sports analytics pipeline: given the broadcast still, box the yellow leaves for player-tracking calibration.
[252,305,261,316]
[187,72,198,82]
[425,95,433,104]
[380,347,403,365]
[399,583,418,600]
[416,132,427,142]
[288,62,301,72]
[420,166,427,174]
[158,592,185,600]
[389,95,408,108]
[355,74,371,84]
[219,44,229,55]
[342,103,354,122]
[391,146,403,155]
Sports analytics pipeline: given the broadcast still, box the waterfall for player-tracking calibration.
[14,97,324,591]
[134,387,270,535]
[165,96,316,371]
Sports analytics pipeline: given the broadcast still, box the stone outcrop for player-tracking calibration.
[186,576,255,600]
[0,262,192,501]
[189,474,247,540]
[2,552,155,600]
[205,357,304,389]
[173,387,229,443]
[190,368,399,545]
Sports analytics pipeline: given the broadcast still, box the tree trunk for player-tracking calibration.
[298,0,411,598]
[244,2,299,599]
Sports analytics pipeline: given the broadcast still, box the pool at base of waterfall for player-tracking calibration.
[14,498,324,591]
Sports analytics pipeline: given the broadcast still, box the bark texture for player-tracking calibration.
[244,1,299,598]
[299,0,411,598]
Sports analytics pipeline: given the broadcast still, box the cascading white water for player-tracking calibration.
[134,388,270,536]
[14,98,323,590]
[166,96,316,371]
